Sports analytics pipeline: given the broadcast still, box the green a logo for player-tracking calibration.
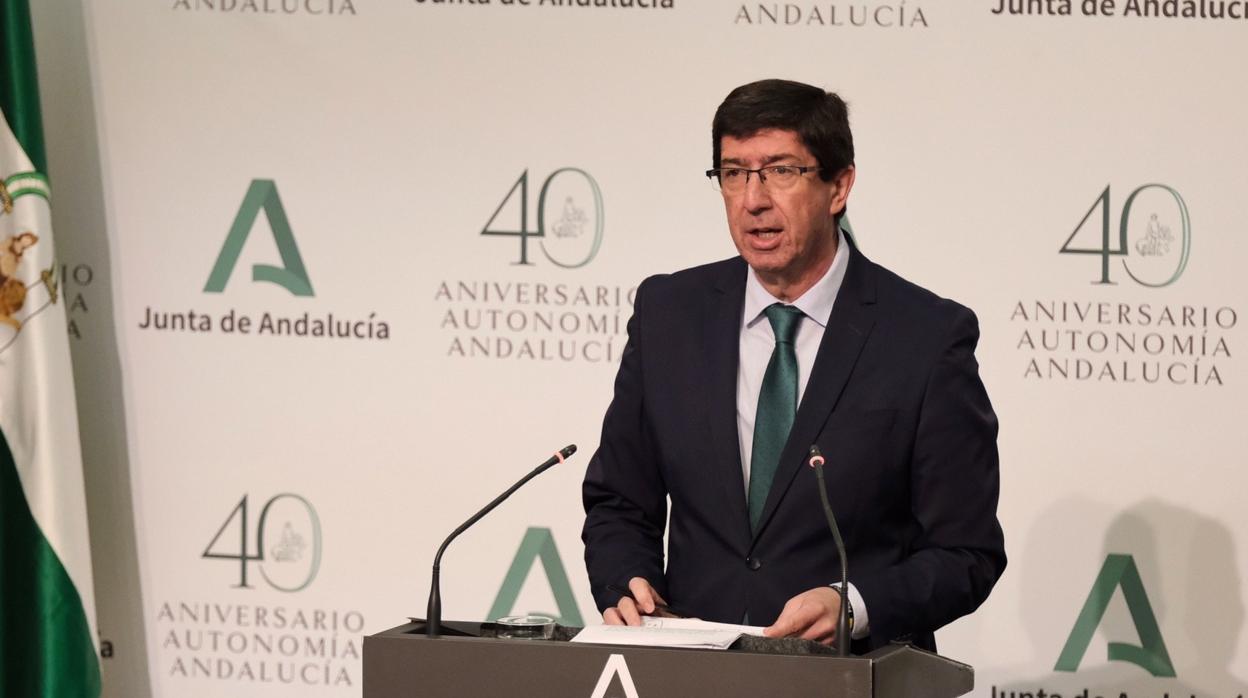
[487,527,583,625]
[204,179,314,296]
[1055,553,1176,677]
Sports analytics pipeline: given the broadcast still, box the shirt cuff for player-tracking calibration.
[845,582,869,640]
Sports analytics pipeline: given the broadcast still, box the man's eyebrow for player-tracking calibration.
[762,153,801,165]
[719,153,802,167]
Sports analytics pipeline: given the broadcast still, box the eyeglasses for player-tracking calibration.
[705,165,823,194]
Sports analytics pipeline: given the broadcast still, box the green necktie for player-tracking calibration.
[748,303,804,533]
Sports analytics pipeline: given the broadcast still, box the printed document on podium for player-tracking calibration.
[571,617,767,650]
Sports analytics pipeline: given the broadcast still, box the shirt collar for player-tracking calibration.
[742,227,850,330]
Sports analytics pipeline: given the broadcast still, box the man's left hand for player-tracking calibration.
[763,586,843,646]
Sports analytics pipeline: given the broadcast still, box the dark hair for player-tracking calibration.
[712,79,854,182]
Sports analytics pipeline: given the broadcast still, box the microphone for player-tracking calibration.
[426,444,577,638]
[808,444,850,657]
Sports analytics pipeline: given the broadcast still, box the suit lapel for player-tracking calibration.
[751,248,879,545]
[705,259,752,549]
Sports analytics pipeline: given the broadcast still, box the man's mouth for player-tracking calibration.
[750,227,782,239]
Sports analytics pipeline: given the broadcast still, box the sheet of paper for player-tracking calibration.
[640,617,768,636]
[570,618,768,650]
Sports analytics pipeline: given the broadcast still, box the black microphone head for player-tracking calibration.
[808,444,825,468]
[560,444,577,459]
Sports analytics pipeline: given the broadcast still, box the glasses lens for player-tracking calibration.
[719,169,747,194]
[764,166,801,189]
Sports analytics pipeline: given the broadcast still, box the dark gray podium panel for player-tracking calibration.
[364,622,973,698]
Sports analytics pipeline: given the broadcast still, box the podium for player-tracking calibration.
[364,620,973,697]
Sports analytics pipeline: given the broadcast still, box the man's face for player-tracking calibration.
[719,128,853,298]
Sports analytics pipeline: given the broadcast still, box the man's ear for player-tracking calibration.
[829,165,856,217]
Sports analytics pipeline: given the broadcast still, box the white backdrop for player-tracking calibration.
[31,0,1248,695]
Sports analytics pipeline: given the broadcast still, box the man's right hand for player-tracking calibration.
[602,577,667,626]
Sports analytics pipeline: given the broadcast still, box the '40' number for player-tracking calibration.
[481,168,604,268]
[202,494,322,592]
[1059,184,1191,287]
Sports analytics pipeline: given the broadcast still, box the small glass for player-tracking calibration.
[495,614,556,640]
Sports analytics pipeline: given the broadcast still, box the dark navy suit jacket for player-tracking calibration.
[582,247,1006,652]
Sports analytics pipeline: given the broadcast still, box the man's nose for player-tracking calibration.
[741,172,772,212]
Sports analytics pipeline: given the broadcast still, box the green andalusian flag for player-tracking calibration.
[0,0,102,695]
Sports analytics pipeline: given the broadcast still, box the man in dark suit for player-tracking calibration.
[581,79,1005,652]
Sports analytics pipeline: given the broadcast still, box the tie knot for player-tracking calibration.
[764,303,803,345]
